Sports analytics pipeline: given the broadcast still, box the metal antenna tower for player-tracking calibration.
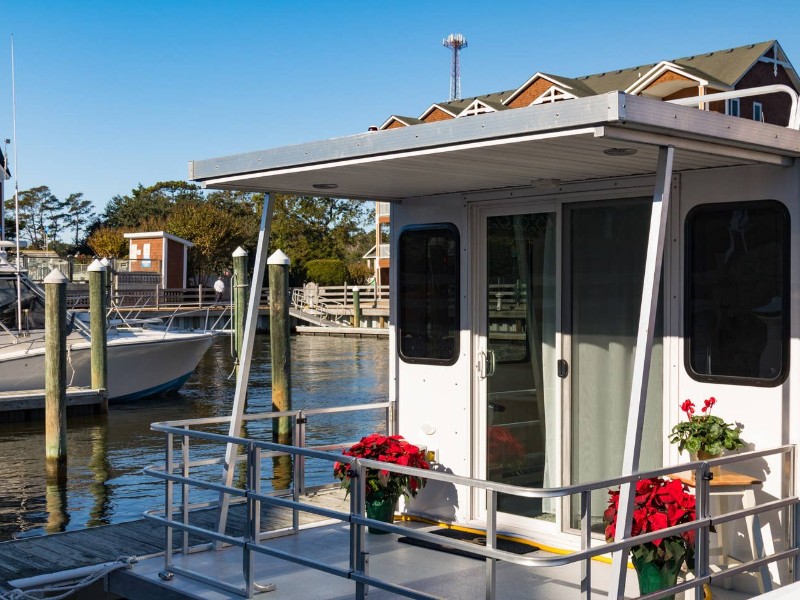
[443,33,468,101]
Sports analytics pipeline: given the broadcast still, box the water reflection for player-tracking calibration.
[0,335,388,540]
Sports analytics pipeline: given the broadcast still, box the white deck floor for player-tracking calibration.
[113,504,760,599]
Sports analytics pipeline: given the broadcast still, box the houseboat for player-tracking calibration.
[129,40,800,599]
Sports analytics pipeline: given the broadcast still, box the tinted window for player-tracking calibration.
[398,224,459,364]
[686,202,789,384]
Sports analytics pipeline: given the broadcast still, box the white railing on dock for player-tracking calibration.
[144,407,799,600]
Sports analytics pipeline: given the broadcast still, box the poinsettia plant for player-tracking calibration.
[669,397,745,456]
[333,433,430,501]
[604,477,697,568]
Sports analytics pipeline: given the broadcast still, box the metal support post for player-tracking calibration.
[216,194,275,543]
[609,146,674,599]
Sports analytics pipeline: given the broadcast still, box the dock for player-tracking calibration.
[0,490,348,596]
[0,387,107,420]
[295,325,388,338]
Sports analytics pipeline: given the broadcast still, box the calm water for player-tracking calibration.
[0,335,389,541]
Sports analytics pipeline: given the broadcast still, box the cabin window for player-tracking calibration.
[753,101,763,122]
[397,224,460,364]
[686,201,789,385]
[727,98,740,117]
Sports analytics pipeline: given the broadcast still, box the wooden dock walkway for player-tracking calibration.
[0,490,347,592]
[0,387,107,420]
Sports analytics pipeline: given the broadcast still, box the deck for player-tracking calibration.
[0,487,763,599]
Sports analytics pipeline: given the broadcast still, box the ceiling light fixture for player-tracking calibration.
[530,178,561,190]
[312,183,338,190]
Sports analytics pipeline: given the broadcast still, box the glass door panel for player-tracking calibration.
[566,200,663,531]
[485,212,557,520]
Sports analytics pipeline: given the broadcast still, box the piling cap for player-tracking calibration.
[43,268,69,284]
[87,259,106,272]
[99,257,111,267]
[232,246,248,258]
[267,249,290,265]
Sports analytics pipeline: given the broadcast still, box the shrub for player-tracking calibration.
[305,259,348,286]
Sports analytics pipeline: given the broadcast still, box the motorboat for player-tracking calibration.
[0,244,213,402]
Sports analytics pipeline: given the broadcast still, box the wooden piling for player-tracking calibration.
[352,286,361,327]
[232,246,249,365]
[88,259,108,412]
[44,269,68,476]
[100,257,112,308]
[268,250,291,445]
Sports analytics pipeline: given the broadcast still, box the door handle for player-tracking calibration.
[478,350,497,380]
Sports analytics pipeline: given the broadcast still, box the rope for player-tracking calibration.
[65,344,75,388]
[0,556,137,600]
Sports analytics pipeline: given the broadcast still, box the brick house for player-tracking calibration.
[380,40,800,128]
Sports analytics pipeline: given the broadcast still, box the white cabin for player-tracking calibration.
[181,87,800,597]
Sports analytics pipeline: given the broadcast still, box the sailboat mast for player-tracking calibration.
[11,35,23,333]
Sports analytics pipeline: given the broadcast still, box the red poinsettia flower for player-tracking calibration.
[604,477,697,568]
[333,433,430,501]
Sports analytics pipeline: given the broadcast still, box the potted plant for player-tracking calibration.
[669,398,745,468]
[333,433,430,533]
[604,477,697,600]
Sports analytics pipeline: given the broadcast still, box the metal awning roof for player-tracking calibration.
[190,92,800,201]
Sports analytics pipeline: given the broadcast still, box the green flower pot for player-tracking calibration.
[365,495,398,534]
[632,555,683,600]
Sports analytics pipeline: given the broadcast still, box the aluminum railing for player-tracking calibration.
[145,406,798,599]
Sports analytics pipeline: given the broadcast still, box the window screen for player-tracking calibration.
[686,201,789,384]
[398,224,459,364]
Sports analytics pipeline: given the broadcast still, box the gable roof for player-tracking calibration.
[381,40,799,129]
[379,115,422,130]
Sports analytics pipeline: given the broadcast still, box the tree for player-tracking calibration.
[64,192,96,246]
[102,181,205,229]
[166,201,258,284]
[86,226,128,258]
[267,195,372,282]
[10,186,63,248]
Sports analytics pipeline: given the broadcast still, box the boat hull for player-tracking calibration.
[0,330,214,402]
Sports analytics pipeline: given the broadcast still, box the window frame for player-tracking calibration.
[396,222,460,366]
[726,98,740,117]
[683,200,790,387]
[753,101,763,122]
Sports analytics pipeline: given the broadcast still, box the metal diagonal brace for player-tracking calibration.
[215,193,275,545]
[608,145,674,599]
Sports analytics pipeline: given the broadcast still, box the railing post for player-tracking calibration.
[198,284,203,309]
[694,462,712,600]
[181,425,190,554]
[244,442,260,598]
[292,410,307,532]
[351,461,368,600]
[486,489,497,600]
[581,490,592,600]
[163,432,174,574]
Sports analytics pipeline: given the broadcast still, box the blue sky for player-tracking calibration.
[2,1,800,220]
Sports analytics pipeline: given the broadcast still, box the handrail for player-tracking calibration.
[667,84,800,129]
[145,405,797,599]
